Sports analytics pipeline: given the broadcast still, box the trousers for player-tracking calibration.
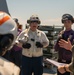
[21,55,43,75]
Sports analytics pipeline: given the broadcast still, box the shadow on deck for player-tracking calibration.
[43,66,57,75]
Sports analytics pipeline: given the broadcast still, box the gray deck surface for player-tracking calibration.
[43,66,57,75]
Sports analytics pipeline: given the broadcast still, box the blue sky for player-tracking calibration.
[7,0,74,29]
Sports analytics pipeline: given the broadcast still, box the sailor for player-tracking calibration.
[0,11,20,75]
[54,13,74,75]
[16,14,49,75]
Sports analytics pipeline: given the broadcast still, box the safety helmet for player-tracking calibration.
[13,18,18,23]
[27,15,41,24]
[62,14,74,23]
[0,11,17,56]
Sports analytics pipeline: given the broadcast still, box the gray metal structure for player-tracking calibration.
[0,0,10,15]
[38,25,63,58]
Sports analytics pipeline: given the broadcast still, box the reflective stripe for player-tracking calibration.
[0,16,10,25]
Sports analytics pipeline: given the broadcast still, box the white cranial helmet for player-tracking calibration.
[0,11,17,56]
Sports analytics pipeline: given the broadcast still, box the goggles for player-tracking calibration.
[0,34,14,56]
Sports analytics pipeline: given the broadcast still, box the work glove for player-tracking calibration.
[22,43,31,49]
[36,42,43,48]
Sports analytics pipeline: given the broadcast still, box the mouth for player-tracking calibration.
[33,26,36,27]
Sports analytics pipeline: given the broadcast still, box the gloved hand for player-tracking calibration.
[36,42,43,48]
[22,43,31,49]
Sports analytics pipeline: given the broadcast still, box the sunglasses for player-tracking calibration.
[30,21,38,23]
